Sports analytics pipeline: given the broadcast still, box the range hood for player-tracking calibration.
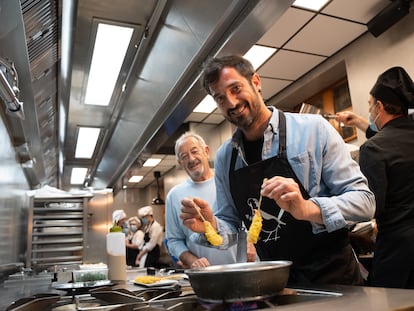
[0,0,294,192]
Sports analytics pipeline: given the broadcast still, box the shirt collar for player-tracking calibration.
[231,106,279,148]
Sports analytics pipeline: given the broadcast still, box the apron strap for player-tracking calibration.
[278,110,287,157]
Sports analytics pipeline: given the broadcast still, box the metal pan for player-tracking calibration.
[185,261,292,302]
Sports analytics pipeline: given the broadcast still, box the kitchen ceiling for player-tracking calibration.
[0,0,404,192]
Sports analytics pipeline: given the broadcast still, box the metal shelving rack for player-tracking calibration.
[26,196,89,270]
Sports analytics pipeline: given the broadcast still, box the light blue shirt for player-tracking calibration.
[165,176,239,264]
[213,107,375,241]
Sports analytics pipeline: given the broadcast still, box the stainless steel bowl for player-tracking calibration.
[185,260,292,302]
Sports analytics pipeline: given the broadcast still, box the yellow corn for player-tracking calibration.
[134,275,162,284]
[204,221,223,246]
[247,209,262,244]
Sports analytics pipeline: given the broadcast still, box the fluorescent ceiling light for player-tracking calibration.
[292,0,329,11]
[193,95,216,113]
[84,23,133,106]
[128,175,143,183]
[143,158,162,167]
[71,167,88,184]
[75,127,101,158]
[243,45,276,70]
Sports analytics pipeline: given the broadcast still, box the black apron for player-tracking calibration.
[143,229,160,268]
[126,237,140,266]
[229,111,362,286]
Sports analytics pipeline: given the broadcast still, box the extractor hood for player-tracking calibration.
[0,0,294,191]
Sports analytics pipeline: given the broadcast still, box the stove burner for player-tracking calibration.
[52,302,101,311]
[191,288,342,311]
[7,286,342,311]
[199,300,266,311]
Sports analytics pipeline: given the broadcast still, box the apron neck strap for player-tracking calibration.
[278,110,287,157]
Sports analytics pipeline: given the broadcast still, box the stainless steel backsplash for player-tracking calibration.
[0,113,30,280]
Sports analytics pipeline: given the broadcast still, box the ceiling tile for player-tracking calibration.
[260,78,292,101]
[202,113,225,124]
[284,15,367,56]
[258,49,326,80]
[156,156,177,166]
[257,7,314,48]
[323,0,390,23]
[185,112,208,123]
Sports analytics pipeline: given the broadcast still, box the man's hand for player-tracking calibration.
[190,257,210,268]
[335,111,369,132]
[246,242,257,262]
[261,176,323,224]
[180,197,216,232]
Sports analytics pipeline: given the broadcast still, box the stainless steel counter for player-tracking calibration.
[2,280,414,310]
[265,284,414,311]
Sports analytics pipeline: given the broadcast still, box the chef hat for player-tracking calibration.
[370,66,414,108]
[138,205,153,217]
[112,209,127,223]
[128,216,141,227]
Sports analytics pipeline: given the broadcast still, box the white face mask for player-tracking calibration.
[368,103,380,132]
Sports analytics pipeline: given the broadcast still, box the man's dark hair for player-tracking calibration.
[374,97,407,116]
[201,55,255,94]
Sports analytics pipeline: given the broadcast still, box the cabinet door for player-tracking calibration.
[304,79,357,142]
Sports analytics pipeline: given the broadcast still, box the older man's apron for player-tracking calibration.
[229,111,362,285]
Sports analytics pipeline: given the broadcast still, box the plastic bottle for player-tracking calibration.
[106,232,126,281]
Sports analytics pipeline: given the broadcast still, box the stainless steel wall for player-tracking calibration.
[0,112,30,277]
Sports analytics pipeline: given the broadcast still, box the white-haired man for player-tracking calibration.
[166,132,256,268]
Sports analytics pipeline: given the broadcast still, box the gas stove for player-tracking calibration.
[5,282,343,311]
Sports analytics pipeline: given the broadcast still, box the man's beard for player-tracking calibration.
[226,100,257,130]
[188,163,204,180]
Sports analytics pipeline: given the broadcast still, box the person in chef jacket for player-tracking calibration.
[136,205,164,267]
[125,216,145,266]
[339,67,414,289]
[165,132,257,268]
[112,209,129,234]
[180,55,375,286]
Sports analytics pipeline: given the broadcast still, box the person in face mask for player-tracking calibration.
[362,67,414,289]
[136,206,164,267]
[340,67,414,289]
[125,216,145,266]
[112,209,128,232]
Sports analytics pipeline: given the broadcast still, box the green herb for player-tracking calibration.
[109,220,122,232]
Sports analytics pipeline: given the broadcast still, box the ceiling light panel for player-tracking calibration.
[129,175,143,183]
[193,95,217,113]
[243,45,276,69]
[84,23,133,106]
[70,167,88,184]
[75,127,101,158]
[143,158,162,167]
[292,0,330,12]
